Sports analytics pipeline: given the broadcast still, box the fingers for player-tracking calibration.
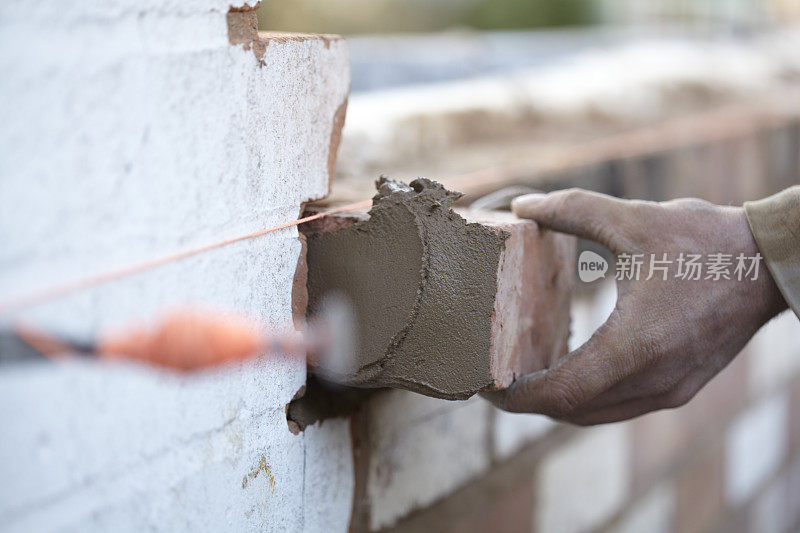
[485,313,647,416]
[487,349,715,425]
[511,188,642,252]
[561,375,703,426]
[560,395,677,426]
[488,367,692,425]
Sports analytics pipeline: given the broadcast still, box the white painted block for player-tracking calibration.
[493,408,555,459]
[747,311,800,395]
[784,452,800,530]
[725,393,789,505]
[569,278,617,351]
[747,444,800,533]
[610,482,675,533]
[749,476,788,533]
[535,424,631,533]
[366,391,492,530]
[303,419,355,533]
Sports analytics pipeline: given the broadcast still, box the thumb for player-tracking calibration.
[512,188,637,252]
[483,314,640,416]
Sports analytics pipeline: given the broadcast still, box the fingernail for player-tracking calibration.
[511,193,545,215]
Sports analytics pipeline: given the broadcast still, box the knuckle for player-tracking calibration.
[482,384,527,413]
[553,188,585,210]
[541,372,584,417]
[660,387,695,409]
[495,394,522,413]
[651,375,682,396]
[665,197,713,212]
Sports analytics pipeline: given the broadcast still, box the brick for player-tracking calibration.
[364,391,492,530]
[303,418,355,533]
[383,431,548,533]
[725,393,789,505]
[306,178,575,400]
[464,209,575,384]
[791,377,800,455]
[569,278,617,350]
[784,452,800,530]
[631,409,686,493]
[668,340,750,459]
[446,475,535,533]
[749,476,790,533]
[747,311,800,396]
[631,345,748,494]
[609,482,675,533]
[492,408,555,460]
[535,424,630,533]
[765,124,800,193]
[674,442,725,533]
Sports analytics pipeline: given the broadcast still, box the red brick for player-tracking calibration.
[461,209,575,386]
[631,409,687,493]
[304,179,575,399]
[445,476,534,533]
[674,442,725,533]
[789,376,800,456]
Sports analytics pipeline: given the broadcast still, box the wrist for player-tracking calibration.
[732,207,788,320]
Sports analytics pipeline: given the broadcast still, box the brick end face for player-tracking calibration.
[304,203,575,399]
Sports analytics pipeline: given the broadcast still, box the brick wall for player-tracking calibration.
[1,6,799,532]
[0,2,352,530]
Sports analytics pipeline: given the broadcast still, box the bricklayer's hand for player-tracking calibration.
[482,189,788,425]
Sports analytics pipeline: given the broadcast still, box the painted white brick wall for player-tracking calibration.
[724,393,789,506]
[0,4,348,334]
[535,424,631,533]
[0,1,352,531]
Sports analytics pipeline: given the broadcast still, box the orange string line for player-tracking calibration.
[13,321,76,357]
[0,199,372,315]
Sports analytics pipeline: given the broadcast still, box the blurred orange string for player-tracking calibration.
[0,200,371,315]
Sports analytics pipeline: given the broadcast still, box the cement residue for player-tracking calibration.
[307,177,508,400]
[285,376,376,433]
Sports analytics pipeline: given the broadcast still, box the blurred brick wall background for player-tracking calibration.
[258,0,800,35]
[322,14,800,531]
[340,119,800,531]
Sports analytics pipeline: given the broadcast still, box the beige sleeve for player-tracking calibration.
[744,185,800,319]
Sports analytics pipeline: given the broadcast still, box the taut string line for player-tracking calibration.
[0,200,372,315]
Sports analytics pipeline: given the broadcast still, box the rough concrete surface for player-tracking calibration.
[306,178,574,399]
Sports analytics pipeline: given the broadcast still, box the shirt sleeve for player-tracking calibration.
[744,185,800,319]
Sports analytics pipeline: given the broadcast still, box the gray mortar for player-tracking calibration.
[306,178,509,400]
